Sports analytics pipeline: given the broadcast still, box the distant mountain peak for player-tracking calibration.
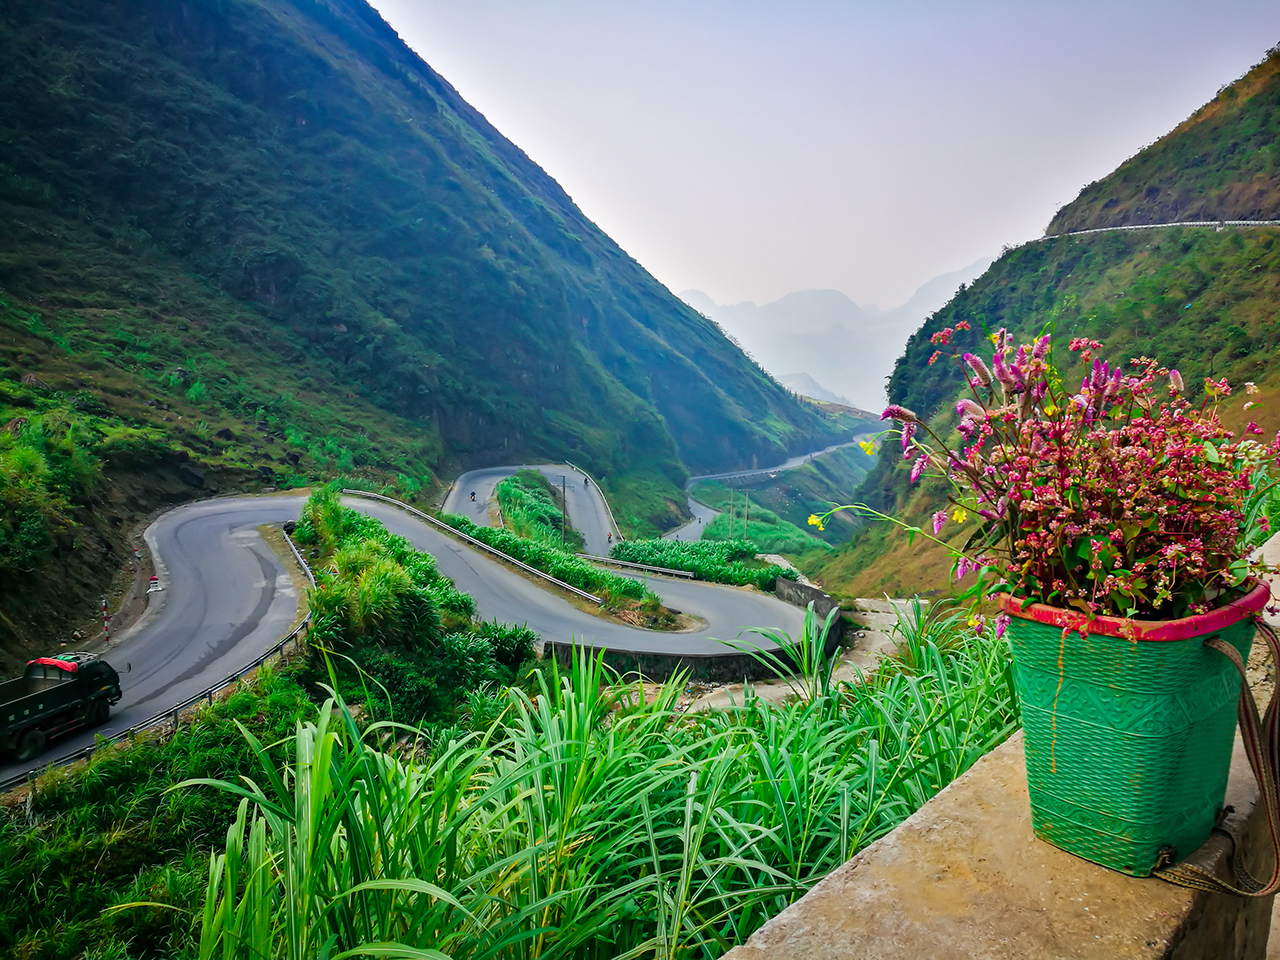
[777,372,853,407]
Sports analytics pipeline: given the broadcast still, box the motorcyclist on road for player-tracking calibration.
[607,532,612,543]
[470,491,476,502]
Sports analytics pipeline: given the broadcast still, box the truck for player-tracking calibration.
[1,653,123,762]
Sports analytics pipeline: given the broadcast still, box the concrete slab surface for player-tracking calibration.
[723,731,1273,960]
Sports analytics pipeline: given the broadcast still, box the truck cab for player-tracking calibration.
[1,653,123,762]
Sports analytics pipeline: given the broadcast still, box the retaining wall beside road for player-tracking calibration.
[544,642,786,683]
[774,578,841,622]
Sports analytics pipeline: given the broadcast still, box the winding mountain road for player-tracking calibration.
[1,491,803,782]
[665,437,871,541]
[444,464,617,555]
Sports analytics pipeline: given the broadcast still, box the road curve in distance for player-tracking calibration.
[444,464,617,555]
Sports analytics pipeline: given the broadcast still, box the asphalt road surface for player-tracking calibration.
[2,492,803,780]
[444,464,617,555]
[0,496,302,783]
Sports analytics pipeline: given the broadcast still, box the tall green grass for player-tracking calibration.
[187,610,1018,957]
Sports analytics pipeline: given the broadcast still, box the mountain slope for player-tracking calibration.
[0,0,851,650]
[808,44,1280,599]
[0,0,841,481]
[1048,45,1280,233]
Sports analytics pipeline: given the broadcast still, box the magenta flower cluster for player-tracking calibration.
[884,329,1279,618]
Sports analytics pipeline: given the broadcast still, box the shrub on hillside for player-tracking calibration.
[610,537,798,591]
[442,513,653,604]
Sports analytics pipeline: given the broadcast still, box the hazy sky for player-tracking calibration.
[369,1,1280,310]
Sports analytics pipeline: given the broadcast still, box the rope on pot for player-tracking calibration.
[1154,619,1280,897]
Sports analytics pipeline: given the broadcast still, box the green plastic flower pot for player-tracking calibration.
[1000,582,1270,876]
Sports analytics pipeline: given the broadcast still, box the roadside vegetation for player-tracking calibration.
[0,486,544,957]
[295,486,539,733]
[193,609,1016,958]
[442,512,657,607]
[610,538,799,592]
[0,406,100,576]
[494,468,585,551]
[690,442,875,546]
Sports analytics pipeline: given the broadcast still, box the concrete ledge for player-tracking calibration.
[723,731,1274,960]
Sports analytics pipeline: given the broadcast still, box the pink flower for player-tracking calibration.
[956,398,986,420]
[901,420,918,457]
[994,613,1011,640]
[932,510,947,535]
[963,353,992,386]
[1169,369,1184,393]
[910,454,927,484]
[881,404,918,423]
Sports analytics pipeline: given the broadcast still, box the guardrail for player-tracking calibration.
[340,489,605,605]
[1036,219,1280,243]
[0,535,316,795]
[285,528,316,588]
[575,553,694,578]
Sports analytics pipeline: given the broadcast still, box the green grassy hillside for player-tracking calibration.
[691,442,876,546]
[0,0,840,478]
[1049,46,1280,232]
[811,45,1280,599]
[0,0,848,649]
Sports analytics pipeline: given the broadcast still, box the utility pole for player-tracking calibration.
[728,487,734,529]
[560,475,567,545]
[744,491,750,539]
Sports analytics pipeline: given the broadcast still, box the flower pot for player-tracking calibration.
[1000,581,1271,876]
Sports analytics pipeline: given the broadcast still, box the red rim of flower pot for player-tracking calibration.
[998,580,1271,642]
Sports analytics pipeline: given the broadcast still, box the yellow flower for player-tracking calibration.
[952,507,967,524]
[807,514,825,531]
[858,440,877,455]
[1042,404,1057,416]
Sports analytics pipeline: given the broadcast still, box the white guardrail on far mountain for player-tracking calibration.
[0,532,316,796]
[341,489,605,605]
[1037,218,1280,243]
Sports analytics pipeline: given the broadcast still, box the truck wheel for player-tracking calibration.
[91,699,110,725]
[15,728,46,762]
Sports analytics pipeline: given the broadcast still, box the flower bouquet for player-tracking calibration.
[863,327,1280,883]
